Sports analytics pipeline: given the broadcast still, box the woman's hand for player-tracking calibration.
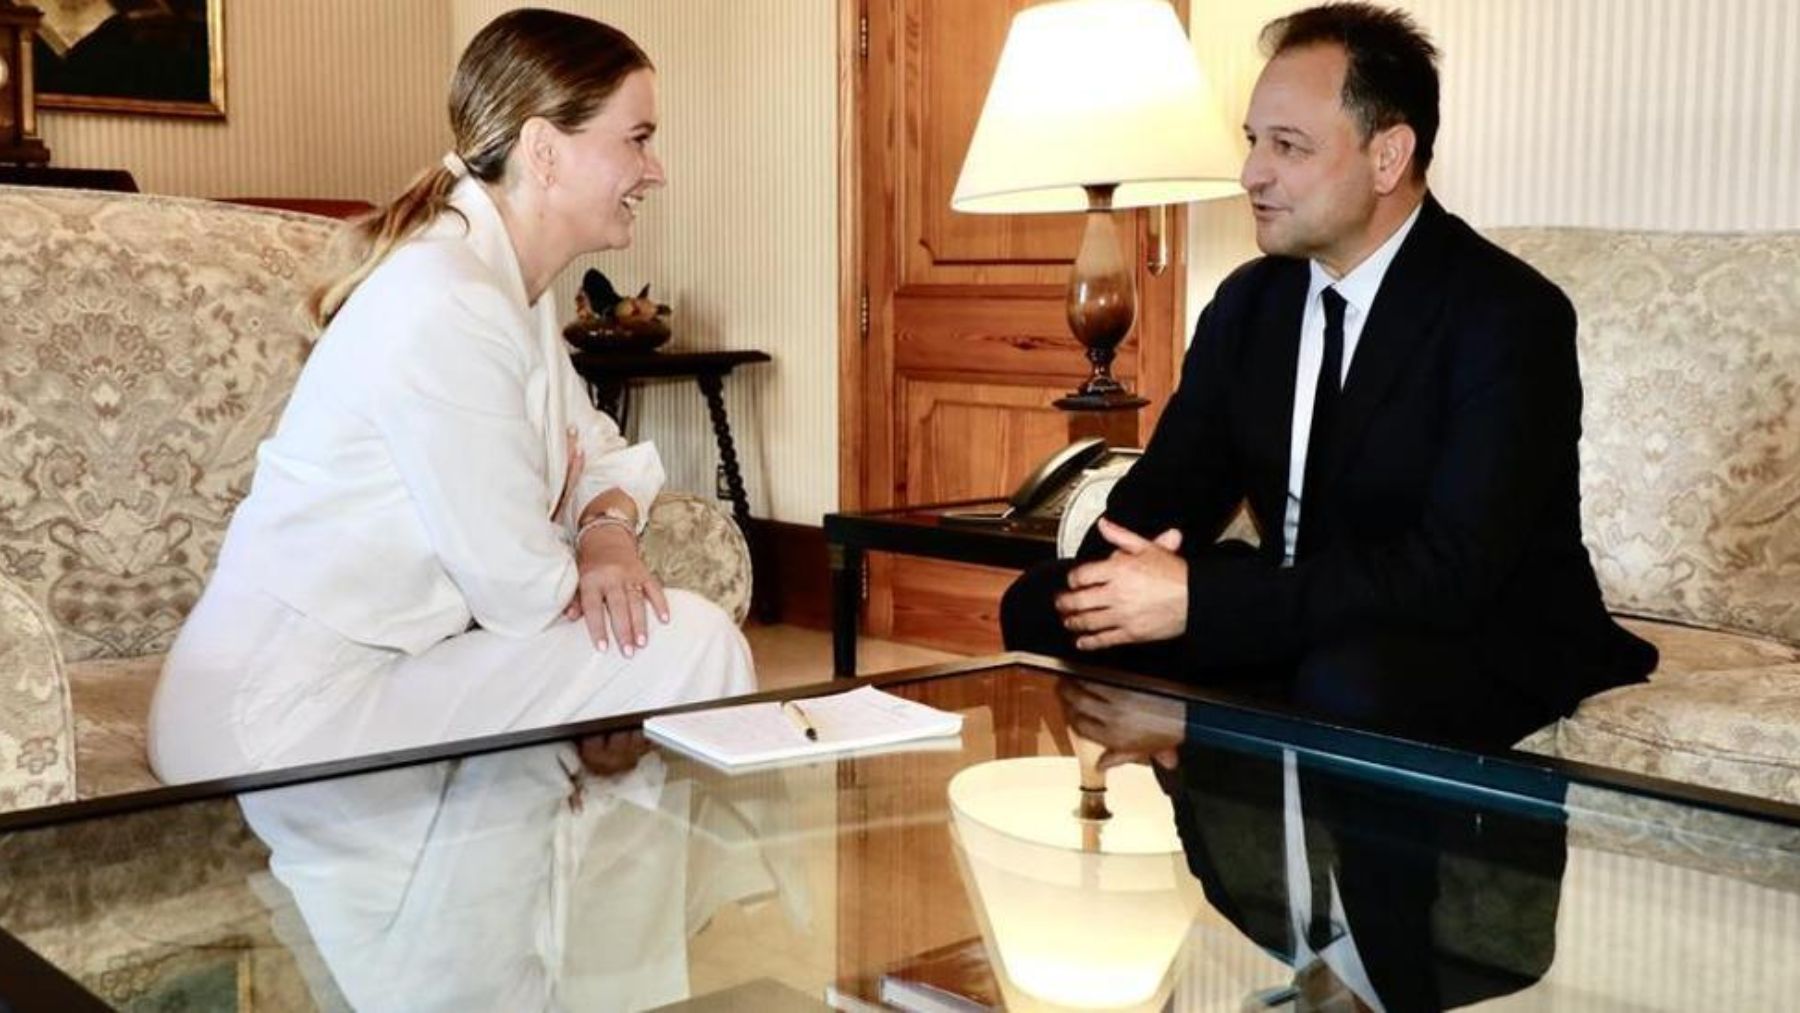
[559,731,651,812]
[576,730,651,777]
[568,523,670,656]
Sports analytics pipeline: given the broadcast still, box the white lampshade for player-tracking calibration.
[949,757,1202,1011]
[952,0,1242,214]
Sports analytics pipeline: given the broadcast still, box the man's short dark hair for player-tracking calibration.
[1260,3,1440,181]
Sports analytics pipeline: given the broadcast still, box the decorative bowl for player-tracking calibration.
[563,317,672,353]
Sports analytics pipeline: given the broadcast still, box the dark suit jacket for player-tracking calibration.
[1089,195,1654,716]
[1162,737,1567,1012]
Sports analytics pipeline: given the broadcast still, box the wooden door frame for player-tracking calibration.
[837,0,869,513]
[837,0,1193,515]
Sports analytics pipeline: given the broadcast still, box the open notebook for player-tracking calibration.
[644,686,963,769]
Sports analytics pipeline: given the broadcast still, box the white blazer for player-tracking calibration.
[215,179,664,654]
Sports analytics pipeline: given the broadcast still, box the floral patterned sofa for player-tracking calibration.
[1482,228,1800,805]
[0,185,752,811]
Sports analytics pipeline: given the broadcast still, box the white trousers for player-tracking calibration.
[241,746,707,1012]
[148,571,755,784]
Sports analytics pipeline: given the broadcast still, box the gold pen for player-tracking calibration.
[782,700,819,741]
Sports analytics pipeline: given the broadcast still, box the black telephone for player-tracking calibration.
[942,438,1141,530]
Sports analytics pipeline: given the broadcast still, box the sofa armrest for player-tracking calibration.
[0,573,78,810]
[639,493,753,625]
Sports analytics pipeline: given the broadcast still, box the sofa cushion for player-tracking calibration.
[1617,615,1800,675]
[1487,228,1800,646]
[0,573,77,811]
[1561,784,1800,893]
[1546,663,1800,807]
[1517,618,1800,805]
[0,186,338,662]
[65,655,161,799]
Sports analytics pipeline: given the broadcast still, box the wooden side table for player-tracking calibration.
[568,348,775,620]
[822,502,1059,676]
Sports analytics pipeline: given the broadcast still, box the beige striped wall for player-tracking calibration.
[451,1,839,526]
[38,0,451,201]
[473,0,1800,524]
[1528,842,1800,1008]
[1168,839,1800,1007]
[1187,0,1800,334]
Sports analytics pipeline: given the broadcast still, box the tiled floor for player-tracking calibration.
[741,623,962,691]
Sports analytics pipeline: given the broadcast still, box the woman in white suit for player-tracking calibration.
[148,10,754,783]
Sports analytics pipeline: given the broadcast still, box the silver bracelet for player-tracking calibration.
[575,513,636,545]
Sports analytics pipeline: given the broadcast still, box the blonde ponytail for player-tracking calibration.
[305,163,463,329]
[304,9,650,331]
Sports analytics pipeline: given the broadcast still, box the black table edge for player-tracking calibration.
[993,650,1800,829]
[3,650,1794,834]
[0,929,110,1012]
[0,656,1013,837]
[822,510,1055,569]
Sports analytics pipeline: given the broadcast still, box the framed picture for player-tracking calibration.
[32,0,225,119]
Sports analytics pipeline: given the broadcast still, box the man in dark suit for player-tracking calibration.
[1164,733,1567,1011]
[1001,3,1655,749]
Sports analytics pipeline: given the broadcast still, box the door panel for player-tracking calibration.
[901,379,1071,503]
[907,0,1082,285]
[893,294,1137,381]
[890,380,1071,652]
[857,0,1188,651]
[890,557,1014,652]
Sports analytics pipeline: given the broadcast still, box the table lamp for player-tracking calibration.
[953,0,1239,410]
[948,748,1203,1011]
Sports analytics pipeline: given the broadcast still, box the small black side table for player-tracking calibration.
[569,348,774,620]
[822,501,1058,677]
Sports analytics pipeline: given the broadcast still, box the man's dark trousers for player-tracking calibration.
[1002,556,1555,751]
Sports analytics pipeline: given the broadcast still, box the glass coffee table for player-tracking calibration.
[0,654,1795,1011]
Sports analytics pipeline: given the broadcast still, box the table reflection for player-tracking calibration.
[1062,681,1566,1012]
[238,736,803,1012]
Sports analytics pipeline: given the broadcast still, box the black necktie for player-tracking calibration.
[1296,287,1346,561]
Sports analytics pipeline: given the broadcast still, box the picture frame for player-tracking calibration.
[31,0,225,119]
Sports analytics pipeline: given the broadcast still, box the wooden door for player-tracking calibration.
[847,0,1190,655]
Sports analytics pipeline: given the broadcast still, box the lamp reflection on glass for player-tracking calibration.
[947,738,1202,1011]
[952,0,1240,411]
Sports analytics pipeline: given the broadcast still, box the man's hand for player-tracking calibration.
[1057,680,1187,770]
[1055,518,1189,650]
[567,525,670,656]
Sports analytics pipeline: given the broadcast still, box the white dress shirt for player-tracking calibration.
[1281,748,1384,1011]
[215,178,665,654]
[1281,204,1424,566]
